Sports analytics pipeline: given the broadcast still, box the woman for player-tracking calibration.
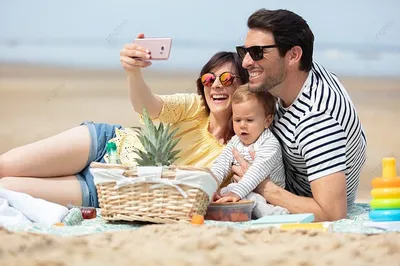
[0,33,249,208]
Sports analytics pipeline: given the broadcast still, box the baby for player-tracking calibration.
[211,84,289,218]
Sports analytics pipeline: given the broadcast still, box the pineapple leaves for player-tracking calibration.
[133,107,182,166]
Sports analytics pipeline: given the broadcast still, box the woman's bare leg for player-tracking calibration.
[0,125,91,178]
[0,176,82,206]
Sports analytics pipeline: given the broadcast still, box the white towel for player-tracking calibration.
[0,187,69,227]
[0,198,32,227]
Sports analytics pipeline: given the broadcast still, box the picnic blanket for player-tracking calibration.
[3,203,398,236]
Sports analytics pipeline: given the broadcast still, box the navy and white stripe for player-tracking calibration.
[272,62,367,204]
[211,128,286,199]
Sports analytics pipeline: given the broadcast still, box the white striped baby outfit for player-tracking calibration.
[211,128,286,199]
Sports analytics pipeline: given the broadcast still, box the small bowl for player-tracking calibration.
[205,200,254,222]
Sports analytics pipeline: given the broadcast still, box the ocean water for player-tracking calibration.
[1,0,399,77]
[1,41,399,77]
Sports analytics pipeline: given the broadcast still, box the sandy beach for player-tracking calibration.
[2,225,400,266]
[1,64,399,200]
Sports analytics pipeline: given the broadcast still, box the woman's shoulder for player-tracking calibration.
[157,92,203,104]
[153,93,208,123]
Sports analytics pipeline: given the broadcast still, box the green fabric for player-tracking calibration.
[3,203,398,236]
[62,208,83,226]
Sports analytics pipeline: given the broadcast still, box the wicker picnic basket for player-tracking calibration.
[89,162,218,224]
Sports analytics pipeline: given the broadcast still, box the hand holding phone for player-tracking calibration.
[133,37,172,60]
[120,33,171,72]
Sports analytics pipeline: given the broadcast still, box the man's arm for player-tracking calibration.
[231,148,348,221]
[254,172,347,222]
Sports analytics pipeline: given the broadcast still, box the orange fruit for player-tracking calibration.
[191,214,205,225]
[54,222,65,227]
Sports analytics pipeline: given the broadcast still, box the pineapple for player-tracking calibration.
[132,107,182,166]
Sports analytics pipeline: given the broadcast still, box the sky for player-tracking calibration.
[1,0,398,44]
[0,0,399,75]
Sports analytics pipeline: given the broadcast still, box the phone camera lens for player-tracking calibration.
[161,46,165,51]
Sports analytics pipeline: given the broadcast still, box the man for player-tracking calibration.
[234,9,367,221]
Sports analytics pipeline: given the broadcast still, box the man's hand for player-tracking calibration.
[215,192,240,203]
[231,148,255,182]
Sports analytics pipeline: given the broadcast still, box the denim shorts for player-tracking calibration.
[75,121,122,207]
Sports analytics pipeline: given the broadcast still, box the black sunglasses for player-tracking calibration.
[236,45,278,61]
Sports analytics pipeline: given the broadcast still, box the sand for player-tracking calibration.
[1,225,400,265]
[1,64,400,265]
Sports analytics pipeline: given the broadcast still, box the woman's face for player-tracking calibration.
[202,63,241,117]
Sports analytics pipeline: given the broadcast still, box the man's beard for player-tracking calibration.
[249,61,286,93]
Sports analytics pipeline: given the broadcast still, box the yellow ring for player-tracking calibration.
[370,198,400,209]
[371,188,400,199]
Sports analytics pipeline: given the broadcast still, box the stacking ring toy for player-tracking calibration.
[369,158,400,222]
[371,178,400,188]
[371,157,400,188]
[370,198,400,209]
[371,188,400,199]
[369,209,400,222]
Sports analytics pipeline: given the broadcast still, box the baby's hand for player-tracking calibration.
[212,190,222,202]
[215,192,240,203]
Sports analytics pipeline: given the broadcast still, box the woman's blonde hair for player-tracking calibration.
[232,84,276,116]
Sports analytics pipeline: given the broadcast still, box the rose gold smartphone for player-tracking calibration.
[133,37,172,60]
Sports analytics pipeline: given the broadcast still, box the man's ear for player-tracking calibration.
[287,46,303,68]
[265,114,273,128]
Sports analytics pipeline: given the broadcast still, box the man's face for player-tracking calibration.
[242,29,287,93]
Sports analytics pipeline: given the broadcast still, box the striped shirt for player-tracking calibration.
[211,128,286,199]
[272,62,367,204]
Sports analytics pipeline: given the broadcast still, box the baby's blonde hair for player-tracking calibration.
[232,84,276,116]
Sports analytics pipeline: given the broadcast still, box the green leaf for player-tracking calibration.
[167,149,181,161]
[167,127,180,140]
[169,138,181,152]
[142,107,157,143]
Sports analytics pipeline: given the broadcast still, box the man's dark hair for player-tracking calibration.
[248,9,314,71]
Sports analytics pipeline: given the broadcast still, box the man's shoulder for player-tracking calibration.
[306,62,351,113]
[309,62,343,90]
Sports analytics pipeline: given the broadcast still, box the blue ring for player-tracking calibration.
[369,209,400,221]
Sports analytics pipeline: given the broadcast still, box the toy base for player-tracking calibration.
[369,209,400,221]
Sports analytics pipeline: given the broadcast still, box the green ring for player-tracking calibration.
[370,198,400,209]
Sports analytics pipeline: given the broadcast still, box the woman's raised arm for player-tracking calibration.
[120,33,164,118]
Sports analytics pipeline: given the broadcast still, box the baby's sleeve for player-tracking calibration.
[230,135,283,199]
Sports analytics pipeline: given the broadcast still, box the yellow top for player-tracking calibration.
[105,93,225,168]
[382,157,397,178]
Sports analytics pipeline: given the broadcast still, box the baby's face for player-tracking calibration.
[232,98,271,146]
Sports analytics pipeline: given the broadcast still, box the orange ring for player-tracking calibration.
[371,178,400,188]
[371,188,400,199]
